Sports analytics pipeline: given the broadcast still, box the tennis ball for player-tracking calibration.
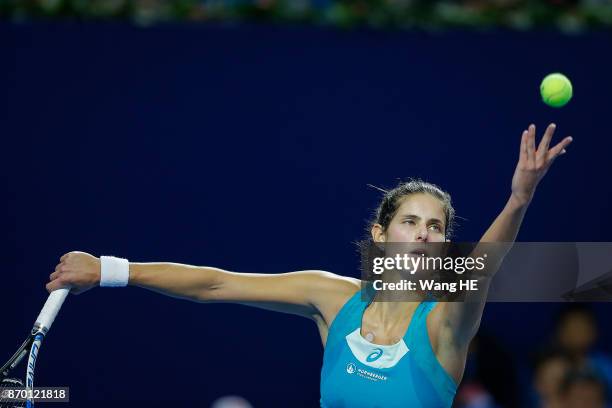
[540,73,573,108]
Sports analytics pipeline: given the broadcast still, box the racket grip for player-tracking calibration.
[33,288,70,334]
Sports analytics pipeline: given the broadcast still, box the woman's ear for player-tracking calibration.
[371,224,386,243]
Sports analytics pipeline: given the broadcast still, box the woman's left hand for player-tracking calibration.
[511,123,573,205]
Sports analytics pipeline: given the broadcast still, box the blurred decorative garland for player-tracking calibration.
[1,0,612,32]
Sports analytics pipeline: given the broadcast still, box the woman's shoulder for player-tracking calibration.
[308,271,363,326]
[308,270,362,293]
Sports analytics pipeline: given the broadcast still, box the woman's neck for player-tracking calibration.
[368,268,428,302]
[366,300,419,325]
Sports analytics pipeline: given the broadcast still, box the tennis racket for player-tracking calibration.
[1,288,70,408]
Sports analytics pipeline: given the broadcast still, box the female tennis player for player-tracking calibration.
[46,123,571,407]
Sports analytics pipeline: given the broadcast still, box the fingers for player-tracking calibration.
[51,260,67,278]
[49,251,98,294]
[520,129,528,163]
[46,275,71,293]
[524,123,571,167]
[47,269,67,292]
[537,123,556,158]
[549,136,573,158]
[47,270,75,293]
[49,259,70,292]
[60,251,79,262]
[527,124,536,167]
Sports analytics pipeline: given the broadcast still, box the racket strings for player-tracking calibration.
[0,378,25,408]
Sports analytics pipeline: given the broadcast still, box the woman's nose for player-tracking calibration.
[415,227,428,242]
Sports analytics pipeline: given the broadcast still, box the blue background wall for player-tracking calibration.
[2,23,611,407]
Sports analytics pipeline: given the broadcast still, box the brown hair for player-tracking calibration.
[369,178,455,239]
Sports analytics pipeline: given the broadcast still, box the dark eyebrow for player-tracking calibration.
[400,214,445,226]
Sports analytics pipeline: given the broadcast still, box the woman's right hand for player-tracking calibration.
[46,251,101,295]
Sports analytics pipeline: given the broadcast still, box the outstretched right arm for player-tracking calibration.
[46,251,360,322]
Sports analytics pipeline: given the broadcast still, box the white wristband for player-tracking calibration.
[100,256,130,287]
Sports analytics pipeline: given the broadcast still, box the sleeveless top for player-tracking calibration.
[320,285,457,408]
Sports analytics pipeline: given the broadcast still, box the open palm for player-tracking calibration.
[511,123,573,205]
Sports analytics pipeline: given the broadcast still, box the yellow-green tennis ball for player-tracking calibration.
[540,73,573,108]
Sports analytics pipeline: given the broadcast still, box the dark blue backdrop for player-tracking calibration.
[2,23,611,407]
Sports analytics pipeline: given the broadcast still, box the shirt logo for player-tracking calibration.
[345,362,389,382]
[366,348,384,362]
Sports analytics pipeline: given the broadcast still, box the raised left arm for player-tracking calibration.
[445,123,573,346]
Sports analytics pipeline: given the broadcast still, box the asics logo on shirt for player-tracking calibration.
[366,348,383,362]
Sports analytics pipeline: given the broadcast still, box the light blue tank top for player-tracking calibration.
[320,285,457,408]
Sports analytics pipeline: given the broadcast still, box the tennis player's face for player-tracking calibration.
[384,193,446,243]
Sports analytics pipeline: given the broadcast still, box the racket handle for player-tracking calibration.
[33,288,70,335]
